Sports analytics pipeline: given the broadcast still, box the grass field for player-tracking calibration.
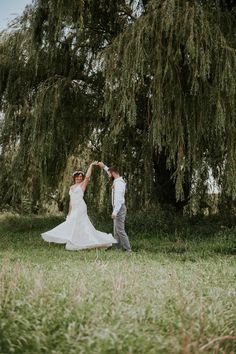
[0,214,235,354]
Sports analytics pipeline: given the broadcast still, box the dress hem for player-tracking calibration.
[41,233,117,251]
[65,242,114,251]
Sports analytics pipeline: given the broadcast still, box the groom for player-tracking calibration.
[98,162,132,252]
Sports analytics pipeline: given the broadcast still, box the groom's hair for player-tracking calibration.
[108,166,119,174]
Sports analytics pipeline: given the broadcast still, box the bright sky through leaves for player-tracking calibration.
[0,0,32,30]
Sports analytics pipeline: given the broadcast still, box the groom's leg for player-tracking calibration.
[115,205,131,251]
[113,221,121,249]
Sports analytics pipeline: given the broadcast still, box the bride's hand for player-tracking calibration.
[91,161,98,166]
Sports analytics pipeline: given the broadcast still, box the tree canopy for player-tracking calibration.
[0,0,236,214]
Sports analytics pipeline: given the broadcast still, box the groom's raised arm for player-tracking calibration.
[98,161,110,176]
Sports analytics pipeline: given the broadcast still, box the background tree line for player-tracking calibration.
[0,0,236,215]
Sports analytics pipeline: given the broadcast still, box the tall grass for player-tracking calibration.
[0,214,235,353]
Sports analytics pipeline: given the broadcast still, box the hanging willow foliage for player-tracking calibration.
[0,0,139,212]
[0,0,236,213]
[103,0,236,202]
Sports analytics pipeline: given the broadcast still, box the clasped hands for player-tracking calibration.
[90,161,105,168]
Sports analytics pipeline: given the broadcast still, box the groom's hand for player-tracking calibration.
[111,213,117,219]
[98,161,105,169]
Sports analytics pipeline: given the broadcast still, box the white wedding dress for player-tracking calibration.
[41,184,117,250]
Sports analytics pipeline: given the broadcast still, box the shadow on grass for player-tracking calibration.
[130,233,236,258]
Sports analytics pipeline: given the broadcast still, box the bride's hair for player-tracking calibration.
[72,170,85,183]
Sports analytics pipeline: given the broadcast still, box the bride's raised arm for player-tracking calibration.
[81,161,98,193]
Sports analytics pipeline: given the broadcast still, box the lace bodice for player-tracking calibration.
[69,184,84,206]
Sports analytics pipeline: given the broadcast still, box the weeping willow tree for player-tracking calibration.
[0,0,139,212]
[0,0,236,214]
[102,0,236,212]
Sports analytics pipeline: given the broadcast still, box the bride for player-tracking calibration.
[41,162,117,250]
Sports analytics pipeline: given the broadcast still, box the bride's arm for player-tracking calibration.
[81,161,97,193]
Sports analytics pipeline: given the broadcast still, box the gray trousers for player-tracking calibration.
[113,204,131,251]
